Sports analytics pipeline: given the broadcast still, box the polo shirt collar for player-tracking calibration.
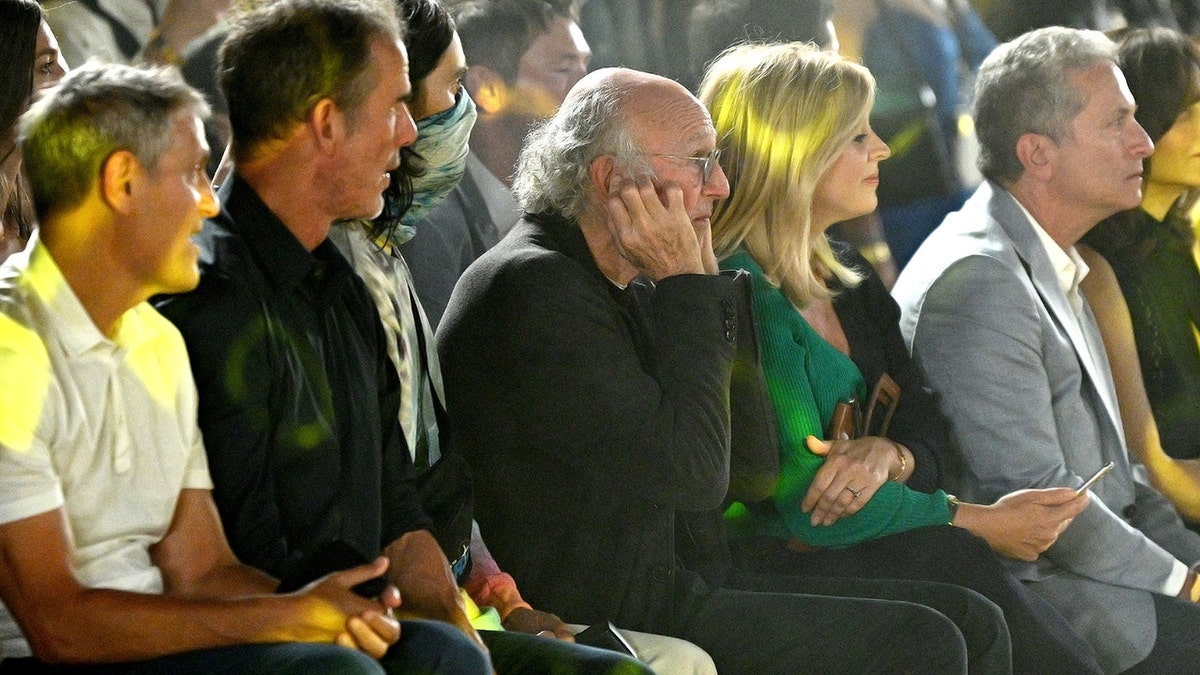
[23,235,113,358]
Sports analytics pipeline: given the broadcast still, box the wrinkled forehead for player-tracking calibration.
[623,84,715,151]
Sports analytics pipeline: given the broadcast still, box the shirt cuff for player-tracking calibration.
[1165,559,1191,596]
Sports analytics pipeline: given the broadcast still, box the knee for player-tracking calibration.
[394,620,490,675]
[900,605,970,673]
[274,644,386,675]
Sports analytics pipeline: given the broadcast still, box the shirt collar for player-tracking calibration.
[21,235,155,357]
[220,172,338,293]
[1013,198,1090,297]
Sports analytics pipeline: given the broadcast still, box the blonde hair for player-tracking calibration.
[700,42,873,307]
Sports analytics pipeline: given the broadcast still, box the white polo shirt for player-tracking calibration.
[0,237,212,658]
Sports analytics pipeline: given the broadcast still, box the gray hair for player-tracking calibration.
[512,76,644,219]
[19,61,209,220]
[974,26,1117,184]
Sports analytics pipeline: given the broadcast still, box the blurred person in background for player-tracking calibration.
[399,0,591,327]
[1,0,67,264]
[863,0,996,270]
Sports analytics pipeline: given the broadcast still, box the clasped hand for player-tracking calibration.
[802,435,897,526]
[290,556,401,659]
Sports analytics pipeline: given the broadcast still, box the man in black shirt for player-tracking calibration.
[156,1,489,672]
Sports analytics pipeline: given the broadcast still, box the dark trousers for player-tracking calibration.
[664,573,981,674]
[732,525,1104,674]
[480,629,651,674]
[1124,593,1200,674]
[0,619,488,675]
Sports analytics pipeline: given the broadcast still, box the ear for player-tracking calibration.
[1015,132,1055,182]
[307,97,344,154]
[99,150,140,215]
[589,154,618,200]
[466,65,508,115]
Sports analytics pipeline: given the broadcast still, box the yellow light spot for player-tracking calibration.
[0,314,52,454]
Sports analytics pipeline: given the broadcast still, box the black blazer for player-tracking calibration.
[437,211,744,631]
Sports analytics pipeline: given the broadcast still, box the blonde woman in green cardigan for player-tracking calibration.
[701,41,1103,674]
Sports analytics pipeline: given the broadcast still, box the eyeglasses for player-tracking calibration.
[646,149,722,186]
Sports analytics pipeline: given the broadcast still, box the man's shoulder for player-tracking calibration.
[463,216,590,286]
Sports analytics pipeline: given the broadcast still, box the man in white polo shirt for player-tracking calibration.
[0,62,399,673]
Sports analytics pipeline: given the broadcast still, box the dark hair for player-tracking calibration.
[1083,27,1200,254]
[372,0,455,241]
[454,0,579,83]
[0,0,42,149]
[1,0,45,241]
[402,0,455,103]
[687,0,836,91]
[219,0,402,159]
[1112,27,1200,147]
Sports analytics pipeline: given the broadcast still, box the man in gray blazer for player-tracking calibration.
[893,26,1200,673]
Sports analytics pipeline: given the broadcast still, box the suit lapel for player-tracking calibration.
[986,187,1127,450]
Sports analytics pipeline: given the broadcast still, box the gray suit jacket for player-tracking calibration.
[893,181,1200,672]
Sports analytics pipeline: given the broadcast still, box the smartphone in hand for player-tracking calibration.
[1076,461,1115,496]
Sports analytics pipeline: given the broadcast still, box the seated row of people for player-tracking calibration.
[2,0,1200,673]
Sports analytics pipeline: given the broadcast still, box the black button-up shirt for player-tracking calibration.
[156,173,428,583]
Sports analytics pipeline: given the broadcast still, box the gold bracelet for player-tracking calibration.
[946,494,960,525]
[887,440,906,481]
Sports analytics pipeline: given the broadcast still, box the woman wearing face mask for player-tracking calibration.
[328,1,717,672]
[1078,28,1200,523]
[702,42,1102,674]
[1,0,68,264]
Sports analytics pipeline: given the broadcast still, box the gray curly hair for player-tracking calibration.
[512,71,645,219]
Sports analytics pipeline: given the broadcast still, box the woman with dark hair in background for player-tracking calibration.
[1080,27,1200,523]
[1,0,67,263]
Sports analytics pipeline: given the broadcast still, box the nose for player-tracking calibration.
[704,160,731,200]
[870,128,892,161]
[1128,118,1154,159]
[394,103,417,149]
[198,177,219,218]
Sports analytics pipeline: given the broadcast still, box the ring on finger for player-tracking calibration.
[845,486,862,499]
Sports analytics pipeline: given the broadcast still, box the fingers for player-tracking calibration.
[806,435,832,457]
[802,437,888,525]
[696,221,718,275]
[806,475,867,526]
[1060,490,1090,518]
[378,584,401,610]
[329,556,390,589]
[603,175,703,280]
[346,611,400,659]
[1038,486,1087,504]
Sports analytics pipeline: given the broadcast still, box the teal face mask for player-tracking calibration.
[396,89,478,239]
